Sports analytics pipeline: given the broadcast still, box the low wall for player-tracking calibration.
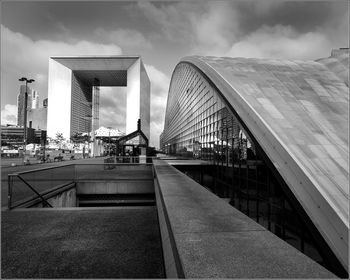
[46,187,77,207]
[76,180,154,195]
[153,159,336,278]
[30,184,77,208]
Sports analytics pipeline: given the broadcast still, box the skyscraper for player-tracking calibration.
[17,84,40,127]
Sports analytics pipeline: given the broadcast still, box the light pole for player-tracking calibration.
[19,77,34,164]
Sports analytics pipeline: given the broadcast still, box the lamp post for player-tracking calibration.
[19,77,34,164]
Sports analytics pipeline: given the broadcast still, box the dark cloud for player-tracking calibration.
[1,1,153,42]
[235,1,347,35]
[99,88,126,130]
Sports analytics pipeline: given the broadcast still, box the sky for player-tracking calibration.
[1,0,349,147]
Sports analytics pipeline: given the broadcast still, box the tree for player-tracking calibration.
[70,132,89,143]
[55,133,65,149]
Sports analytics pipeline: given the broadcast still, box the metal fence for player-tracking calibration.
[7,157,155,209]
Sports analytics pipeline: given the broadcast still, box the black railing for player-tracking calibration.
[7,159,155,210]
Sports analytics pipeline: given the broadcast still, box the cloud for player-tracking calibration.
[248,0,283,16]
[136,1,347,59]
[226,24,333,60]
[189,1,240,56]
[137,1,239,55]
[99,87,126,130]
[145,64,170,148]
[137,1,196,42]
[1,25,122,106]
[1,104,17,125]
[94,28,152,49]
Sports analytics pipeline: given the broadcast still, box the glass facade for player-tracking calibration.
[161,62,345,277]
[71,73,92,136]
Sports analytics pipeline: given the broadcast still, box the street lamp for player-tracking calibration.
[19,77,34,164]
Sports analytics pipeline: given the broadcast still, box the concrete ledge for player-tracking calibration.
[153,159,336,278]
[154,177,184,278]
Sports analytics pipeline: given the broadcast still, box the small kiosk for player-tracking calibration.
[116,119,149,163]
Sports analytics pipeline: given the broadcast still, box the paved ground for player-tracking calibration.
[1,206,165,278]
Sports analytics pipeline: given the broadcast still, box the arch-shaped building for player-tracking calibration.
[161,50,349,276]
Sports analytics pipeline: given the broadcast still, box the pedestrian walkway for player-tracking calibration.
[1,207,165,278]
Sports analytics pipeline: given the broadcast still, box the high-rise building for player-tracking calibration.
[17,85,40,127]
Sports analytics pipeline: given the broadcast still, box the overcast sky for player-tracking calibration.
[1,0,348,147]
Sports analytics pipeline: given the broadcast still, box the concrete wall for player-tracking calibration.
[140,62,151,140]
[76,181,154,195]
[126,58,141,134]
[47,59,72,139]
[32,187,77,208]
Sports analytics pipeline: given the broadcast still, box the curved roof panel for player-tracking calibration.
[316,49,349,86]
[181,56,349,270]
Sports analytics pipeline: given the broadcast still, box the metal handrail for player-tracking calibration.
[7,164,75,210]
[7,160,156,210]
[7,163,75,176]
[16,175,53,208]
[8,173,54,209]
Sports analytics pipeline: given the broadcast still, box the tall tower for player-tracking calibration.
[17,85,40,127]
[31,90,40,109]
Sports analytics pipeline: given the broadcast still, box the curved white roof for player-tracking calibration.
[181,55,349,271]
[317,49,349,86]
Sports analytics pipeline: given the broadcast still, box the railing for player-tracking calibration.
[7,158,155,210]
[8,164,75,209]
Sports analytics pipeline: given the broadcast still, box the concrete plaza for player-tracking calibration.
[1,207,164,278]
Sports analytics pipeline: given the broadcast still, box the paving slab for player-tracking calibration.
[177,231,334,279]
[1,207,164,278]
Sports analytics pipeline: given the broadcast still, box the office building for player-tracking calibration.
[27,98,48,130]
[17,85,39,127]
[1,125,45,147]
